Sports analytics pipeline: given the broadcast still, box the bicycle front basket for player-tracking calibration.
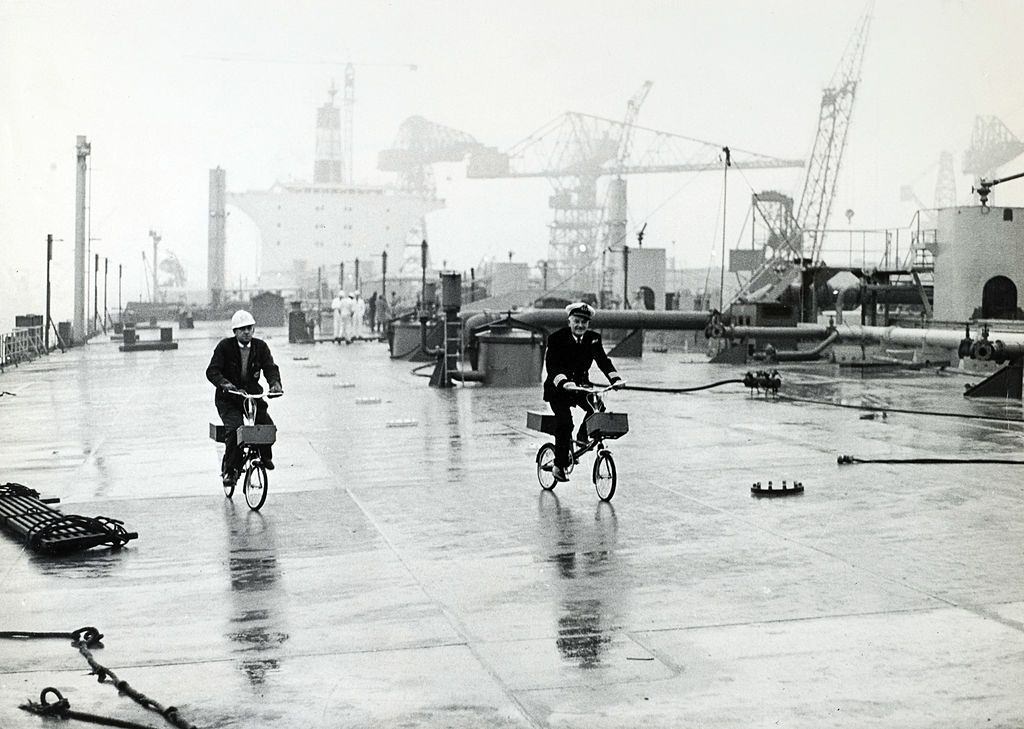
[236,424,277,446]
[582,412,629,440]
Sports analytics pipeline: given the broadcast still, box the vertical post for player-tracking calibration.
[381,250,388,302]
[338,261,343,292]
[74,136,90,343]
[118,264,123,323]
[622,244,629,309]
[103,258,109,332]
[420,240,428,310]
[93,253,99,333]
[541,260,548,292]
[354,257,360,291]
[45,234,52,351]
[317,266,323,314]
[719,146,730,313]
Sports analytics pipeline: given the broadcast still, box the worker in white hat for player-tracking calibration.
[542,302,624,482]
[206,310,284,487]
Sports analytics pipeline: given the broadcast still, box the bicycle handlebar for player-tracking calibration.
[224,388,283,399]
[563,382,622,394]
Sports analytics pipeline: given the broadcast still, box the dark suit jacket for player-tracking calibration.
[206,336,282,406]
[543,327,619,401]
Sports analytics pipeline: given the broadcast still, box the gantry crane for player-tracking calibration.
[378,116,485,198]
[466,88,804,293]
[733,2,872,312]
[963,115,1024,206]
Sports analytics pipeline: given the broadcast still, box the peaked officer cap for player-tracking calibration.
[565,302,595,320]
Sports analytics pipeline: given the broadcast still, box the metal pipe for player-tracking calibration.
[833,324,1024,358]
[463,308,712,335]
[769,331,839,361]
[719,324,830,340]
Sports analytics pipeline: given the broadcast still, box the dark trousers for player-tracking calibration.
[548,391,597,468]
[217,399,274,474]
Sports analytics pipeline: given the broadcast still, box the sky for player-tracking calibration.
[3,0,1024,326]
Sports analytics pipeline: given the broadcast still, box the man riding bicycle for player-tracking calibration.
[543,302,624,482]
[206,310,284,487]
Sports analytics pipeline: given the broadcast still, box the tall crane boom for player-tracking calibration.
[798,4,872,261]
[733,2,872,309]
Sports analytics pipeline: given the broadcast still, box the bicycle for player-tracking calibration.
[209,389,282,511]
[527,384,628,502]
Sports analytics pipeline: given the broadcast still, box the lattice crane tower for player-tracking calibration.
[734,2,872,306]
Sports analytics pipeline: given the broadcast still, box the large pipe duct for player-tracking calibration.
[463,309,712,337]
[718,324,830,341]
[833,324,1024,361]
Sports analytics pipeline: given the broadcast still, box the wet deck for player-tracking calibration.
[2,322,1023,728]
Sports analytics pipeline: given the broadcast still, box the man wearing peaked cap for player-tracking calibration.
[542,302,624,482]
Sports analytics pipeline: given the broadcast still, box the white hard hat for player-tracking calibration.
[231,310,256,329]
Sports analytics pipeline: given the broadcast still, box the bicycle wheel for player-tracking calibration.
[592,450,616,502]
[221,454,235,498]
[243,461,269,511]
[536,444,557,490]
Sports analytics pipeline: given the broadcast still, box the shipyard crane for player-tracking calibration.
[378,116,485,198]
[466,90,803,292]
[963,115,1024,206]
[733,3,872,311]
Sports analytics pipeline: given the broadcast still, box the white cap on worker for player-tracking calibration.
[231,310,256,329]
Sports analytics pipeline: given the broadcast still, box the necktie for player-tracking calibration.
[240,346,250,380]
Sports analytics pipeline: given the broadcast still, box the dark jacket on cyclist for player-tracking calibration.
[206,336,282,476]
[543,327,619,401]
[543,326,621,470]
[206,336,282,404]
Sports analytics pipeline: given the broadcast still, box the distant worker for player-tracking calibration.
[542,302,624,482]
[331,290,344,343]
[367,291,378,333]
[353,291,366,339]
[206,310,283,488]
[339,291,356,344]
[375,291,390,336]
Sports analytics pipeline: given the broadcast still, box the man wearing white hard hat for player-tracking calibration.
[206,310,284,487]
[542,302,624,482]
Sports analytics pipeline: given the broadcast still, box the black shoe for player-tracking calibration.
[262,459,275,471]
[222,471,237,486]
[552,465,569,482]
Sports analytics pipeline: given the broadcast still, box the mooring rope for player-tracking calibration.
[622,379,745,393]
[778,394,1022,423]
[837,454,1024,465]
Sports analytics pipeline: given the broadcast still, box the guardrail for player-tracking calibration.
[0,326,46,373]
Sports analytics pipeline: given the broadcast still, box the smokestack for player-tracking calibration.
[208,167,226,308]
[74,135,90,343]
